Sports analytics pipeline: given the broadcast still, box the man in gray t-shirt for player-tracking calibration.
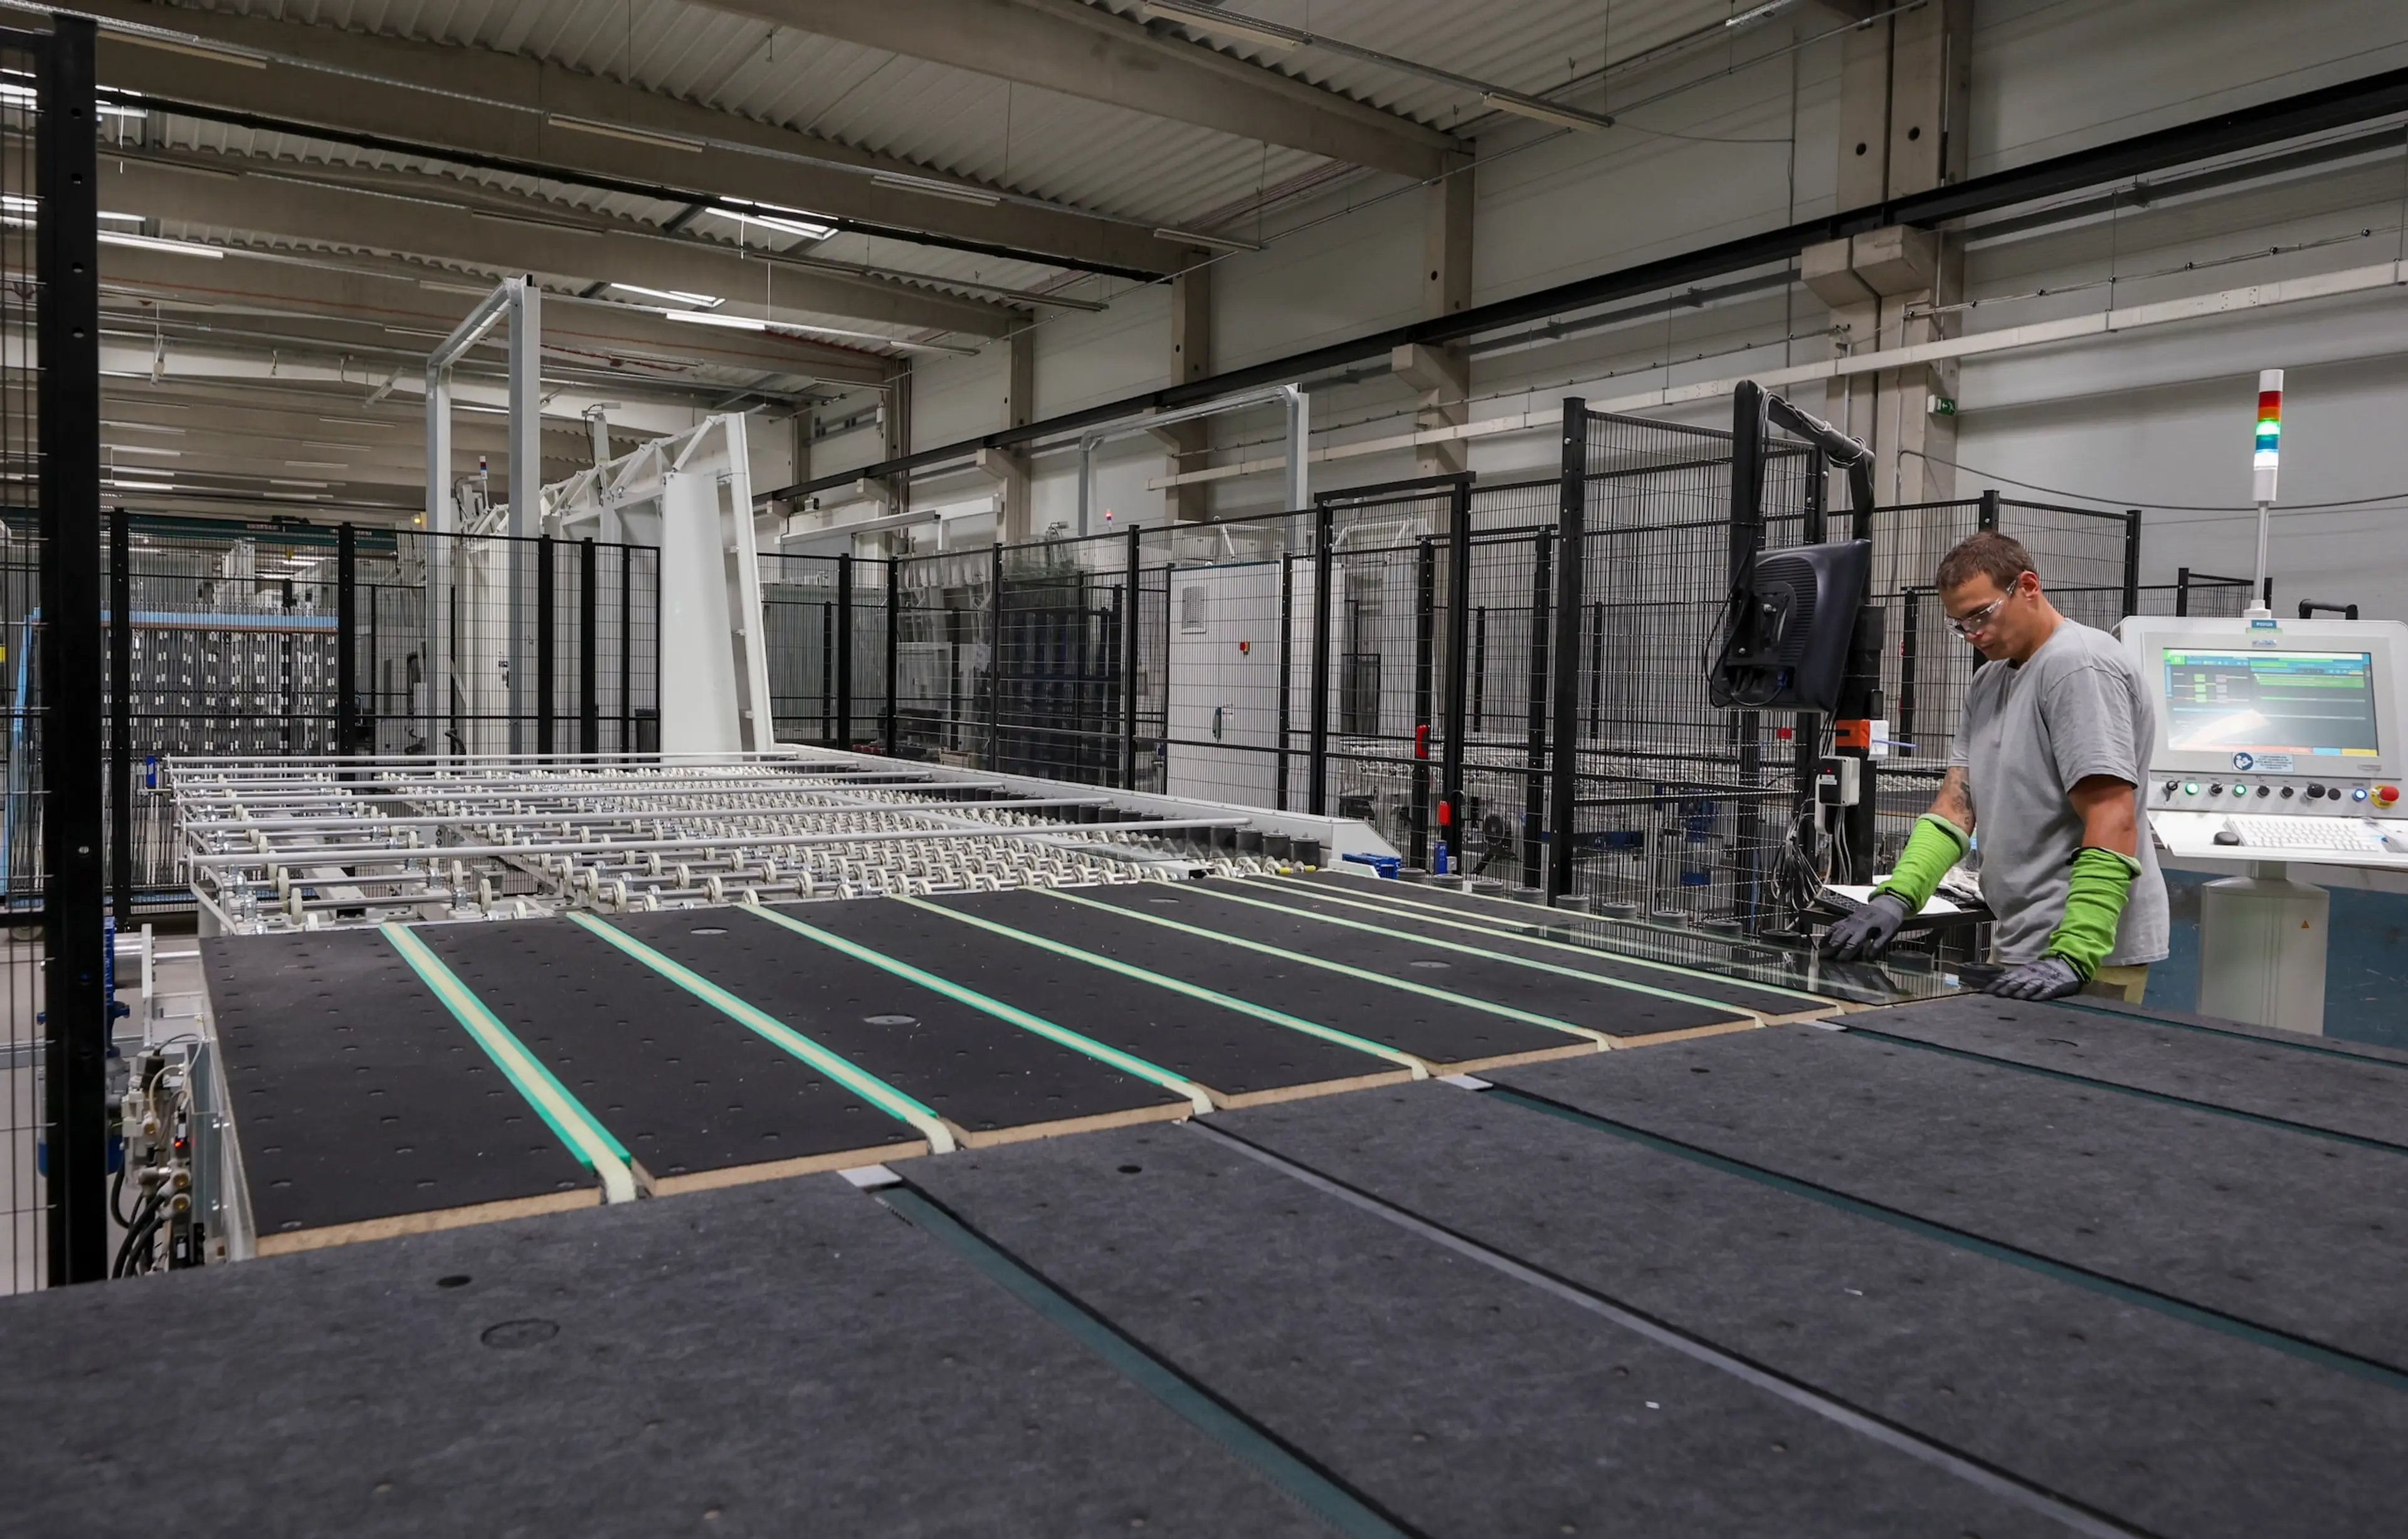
[1822,531,2168,1002]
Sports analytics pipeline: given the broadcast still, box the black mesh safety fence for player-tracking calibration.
[1553,408,1820,928]
[95,517,660,915]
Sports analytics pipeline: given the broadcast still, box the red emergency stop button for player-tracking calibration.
[2378,785,2401,807]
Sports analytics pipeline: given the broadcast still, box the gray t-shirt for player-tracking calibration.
[1948,618,2170,966]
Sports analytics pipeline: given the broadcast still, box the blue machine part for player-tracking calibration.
[1342,851,1403,879]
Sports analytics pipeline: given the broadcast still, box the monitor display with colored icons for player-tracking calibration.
[2163,650,2381,758]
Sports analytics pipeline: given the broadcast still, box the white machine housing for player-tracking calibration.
[544,415,777,755]
[2117,613,2408,852]
[2117,613,2408,1035]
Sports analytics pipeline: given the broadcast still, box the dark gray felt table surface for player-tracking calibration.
[1850,994,2408,1145]
[934,887,1588,1070]
[204,929,596,1240]
[1072,881,1751,1038]
[610,907,1191,1136]
[1491,1025,2408,1372]
[906,1123,2067,1539]
[0,1175,1327,1539]
[419,918,924,1181]
[1260,872,1832,1021]
[1220,1082,2408,1539]
[797,896,1399,1099]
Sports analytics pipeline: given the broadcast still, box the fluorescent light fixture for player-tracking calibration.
[609,282,723,309]
[1725,0,1793,26]
[283,460,349,472]
[98,102,145,122]
[870,172,1001,208]
[107,479,176,492]
[1481,90,1613,132]
[545,114,705,154]
[115,31,270,68]
[719,206,838,242]
[1139,1,1306,50]
[660,310,766,332]
[0,82,29,105]
[99,231,224,259]
[262,492,332,502]
[105,444,181,457]
[418,278,503,298]
[269,479,331,489]
[98,211,145,224]
[1153,226,1261,253]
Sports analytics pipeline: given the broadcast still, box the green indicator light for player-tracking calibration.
[2184,781,2200,795]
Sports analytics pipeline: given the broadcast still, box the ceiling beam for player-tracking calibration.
[697,0,1459,179]
[102,153,1018,340]
[78,0,1191,277]
[100,240,895,388]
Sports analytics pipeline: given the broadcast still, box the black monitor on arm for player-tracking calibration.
[1712,381,1885,894]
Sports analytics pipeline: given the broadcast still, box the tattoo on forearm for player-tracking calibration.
[1935,767,1972,823]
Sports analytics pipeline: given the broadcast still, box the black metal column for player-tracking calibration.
[1410,536,1434,870]
[883,556,900,755]
[2175,566,2192,618]
[41,14,108,1286]
[108,510,129,922]
[534,534,554,757]
[835,553,853,748]
[986,541,1004,771]
[1545,399,1586,903]
[1977,487,2002,532]
[2121,509,2141,620]
[618,546,632,752]
[1439,480,1471,860]
[1308,500,1334,816]
[1120,527,1139,790]
[578,538,598,755]
[335,522,357,754]
[1520,530,1551,888]
[1275,553,1294,810]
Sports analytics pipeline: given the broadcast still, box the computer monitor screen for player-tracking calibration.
[2162,650,2381,756]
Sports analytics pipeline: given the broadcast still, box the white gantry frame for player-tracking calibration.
[545,415,776,756]
[425,276,542,757]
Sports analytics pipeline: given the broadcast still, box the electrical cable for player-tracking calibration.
[111,1194,162,1279]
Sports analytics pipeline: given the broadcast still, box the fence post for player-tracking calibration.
[108,510,130,921]
[578,538,598,754]
[1521,529,1553,887]
[2175,566,2192,618]
[1546,400,1586,902]
[986,540,1004,771]
[335,522,357,756]
[1275,552,1294,810]
[1309,500,1334,816]
[1121,526,1141,790]
[40,12,110,1285]
[534,534,555,756]
[1440,480,1471,853]
[1977,488,2002,532]
[883,555,900,755]
[835,553,853,749]
[1410,537,1435,869]
[2122,509,2141,620]
[631,549,640,751]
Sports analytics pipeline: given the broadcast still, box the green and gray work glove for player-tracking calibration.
[1821,813,1968,962]
[1987,845,2140,1002]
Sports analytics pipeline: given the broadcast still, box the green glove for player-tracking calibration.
[2044,846,2141,980]
[1873,813,1970,913]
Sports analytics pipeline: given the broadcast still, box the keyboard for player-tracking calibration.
[2222,815,2397,852]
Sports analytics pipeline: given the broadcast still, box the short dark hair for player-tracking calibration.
[1935,531,2035,593]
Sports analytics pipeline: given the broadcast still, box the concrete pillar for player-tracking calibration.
[1810,0,1971,507]
[1164,263,1212,521]
[880,359,914,514]
[1395,152,1474,478]
[991,327,1037,542]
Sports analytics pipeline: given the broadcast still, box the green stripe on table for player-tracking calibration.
[379,922,638,1204]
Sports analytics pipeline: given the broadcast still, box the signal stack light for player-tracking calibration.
[2247,368,2282,617]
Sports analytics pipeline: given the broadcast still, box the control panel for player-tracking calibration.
[2147,776,2403,815]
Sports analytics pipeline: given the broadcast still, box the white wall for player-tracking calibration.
[887,0,2408,613]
